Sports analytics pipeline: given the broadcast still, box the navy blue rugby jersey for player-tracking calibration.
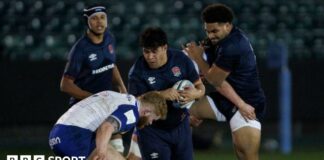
[128,49,199,130]
[63,30,116,105]
[205,27,265,106]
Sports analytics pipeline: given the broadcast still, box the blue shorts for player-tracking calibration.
[138,116,193,160]
[48,124,96,158]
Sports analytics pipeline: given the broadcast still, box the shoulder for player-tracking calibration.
[128,56,145,77]
[168,48,184,56]
[101,91,136,104]
[67,36,88,59]
[103,30,115,44]
[110,93,138,114]
[168,48,194,68]
[220,27,251,55]
[168,48,190,61]
[228,27,249,42]
[105,30,114,39]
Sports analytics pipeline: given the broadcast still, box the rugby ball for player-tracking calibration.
[172,80,195,109]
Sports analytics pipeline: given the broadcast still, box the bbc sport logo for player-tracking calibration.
[6,155,86,160]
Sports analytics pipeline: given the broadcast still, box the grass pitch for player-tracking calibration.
[1,147,323,160]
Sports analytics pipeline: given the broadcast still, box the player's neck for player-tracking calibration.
[226,24,233,36]
[160,54,168,67]
[160,48,168,68]
[87,30,104,44]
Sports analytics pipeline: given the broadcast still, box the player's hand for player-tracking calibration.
[159,88,181,101]
[182,41,204,61]
[127,153,141,160]
[93,151,109,160]
[237,102,256,121]
[178,87,197,104]
[189,115,203,127]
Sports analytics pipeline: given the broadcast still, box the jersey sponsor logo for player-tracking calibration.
[92,64,114,74]
[124,110,136,125]
[49,137,61,149]
[171,66,181,77]
[108,44,114,54]
[88,53,97,61]
[150,152,159,159]
[148,77,156,84]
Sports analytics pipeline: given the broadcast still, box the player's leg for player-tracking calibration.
[230,111,261,160]
[189,95,226,121]
[137,127,172,160]
[49,124,95,158]
[172,117,194,160]
[232,128,260,160]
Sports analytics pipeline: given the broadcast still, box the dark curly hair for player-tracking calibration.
[201,3,235,23]
[140,27,168,50]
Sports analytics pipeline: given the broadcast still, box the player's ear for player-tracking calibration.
[143,109,152,116]
[155,115,161,120]
[225,23,232,32]
[163,44,168,51]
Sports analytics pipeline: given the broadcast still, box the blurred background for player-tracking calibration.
[1,0,323,159]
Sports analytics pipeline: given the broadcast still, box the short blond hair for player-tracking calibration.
[139,91,167,119]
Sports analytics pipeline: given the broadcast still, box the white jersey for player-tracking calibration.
[56,91,138,132]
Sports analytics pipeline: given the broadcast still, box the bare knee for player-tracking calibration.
[232,127,260,160]
[234,142,259,160]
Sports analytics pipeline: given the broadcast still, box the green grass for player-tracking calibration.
[195,148,324,160]
[1,148,324,160]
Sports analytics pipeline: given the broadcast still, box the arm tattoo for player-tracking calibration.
[105,116,120,134]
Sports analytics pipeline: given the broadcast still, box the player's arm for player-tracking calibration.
[192,79,205,99]
[93,116,122,159]
[95,121,116,154]
[179,79,205,104]
[60,76,92,100]
[60,46,92,100]
[106,63,127,153]
[157,87,181,101]
[182,41,210,75]
[184,41,255,120]
[112,65,127,93]
[205,64,256,120]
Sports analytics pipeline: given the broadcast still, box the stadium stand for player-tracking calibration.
[0,0,323,60]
